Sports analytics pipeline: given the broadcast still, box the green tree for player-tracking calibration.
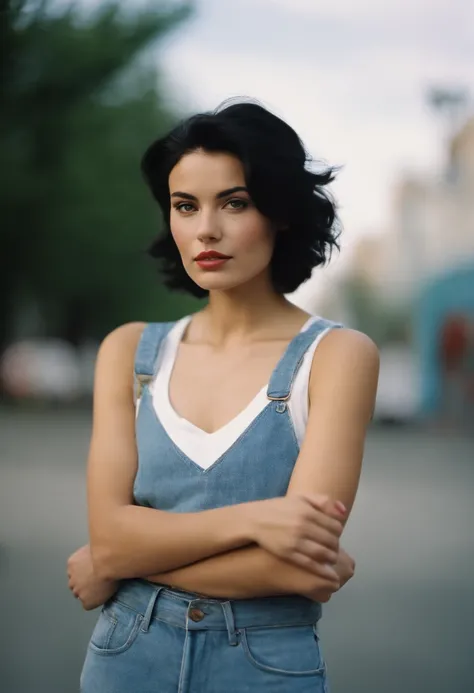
[0,0,201,354]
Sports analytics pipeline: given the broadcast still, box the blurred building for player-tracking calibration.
[386,118,474,303]
[389,117,474,419]
[344,116,474,294]
[318,115,474,422]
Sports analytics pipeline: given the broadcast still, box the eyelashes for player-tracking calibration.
[173,198,250,214]
[173,202,195,213]
[226,198,249,210]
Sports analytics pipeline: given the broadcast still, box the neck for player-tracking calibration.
[193,273,308,347]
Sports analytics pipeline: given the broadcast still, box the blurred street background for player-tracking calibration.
[1,1,473,692]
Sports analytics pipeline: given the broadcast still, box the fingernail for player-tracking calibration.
[335,501,346,514]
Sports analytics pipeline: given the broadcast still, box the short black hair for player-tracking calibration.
[141,99,341,297]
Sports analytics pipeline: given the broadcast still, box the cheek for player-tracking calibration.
[169,218,189,255]
[239,222,274,257]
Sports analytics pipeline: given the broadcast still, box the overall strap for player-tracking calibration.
[266,318,343,401]
[134,322,176,400]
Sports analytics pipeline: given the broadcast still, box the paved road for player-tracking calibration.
[1,408,473,693]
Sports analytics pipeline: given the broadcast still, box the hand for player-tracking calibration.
[67,544,119,611]
[247,494,345,581]
[334,547,356,589]
[301,547,356,603]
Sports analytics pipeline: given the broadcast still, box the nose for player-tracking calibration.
[196,210,222,243]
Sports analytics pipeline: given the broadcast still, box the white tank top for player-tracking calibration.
[144,315,330,470]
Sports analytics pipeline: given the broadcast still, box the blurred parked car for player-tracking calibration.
[0,339,97,401]
[374,344,420,423]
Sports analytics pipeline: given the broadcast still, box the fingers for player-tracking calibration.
[67,563,87,606]
[280,495,346,568]
[303,523,340,552]
[296,496,346,541]
[294,538,338,565]
[295,508,343,548]
[68,576,79,598]
[301,493,347,522]
[290,552,341,584]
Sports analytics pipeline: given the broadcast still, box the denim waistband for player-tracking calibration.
[113,579,322,638]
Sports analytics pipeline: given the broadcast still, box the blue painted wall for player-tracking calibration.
[414,264,474,415]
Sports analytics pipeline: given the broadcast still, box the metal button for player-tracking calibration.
[188,608,205,622]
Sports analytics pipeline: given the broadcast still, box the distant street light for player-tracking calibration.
[427,86,470,138]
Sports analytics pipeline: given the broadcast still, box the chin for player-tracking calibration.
[191,271,253,293]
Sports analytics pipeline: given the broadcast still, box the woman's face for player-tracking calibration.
[168,149,275,292]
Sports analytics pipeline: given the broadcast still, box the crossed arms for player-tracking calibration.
[68,322,379,607]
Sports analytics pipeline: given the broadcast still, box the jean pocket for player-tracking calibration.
[89,598,142,656]
[240,623,326,677]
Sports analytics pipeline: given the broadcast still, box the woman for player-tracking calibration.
[68,100,379,693]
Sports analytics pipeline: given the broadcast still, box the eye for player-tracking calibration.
[174,202,195,213]
[225,198,248,210]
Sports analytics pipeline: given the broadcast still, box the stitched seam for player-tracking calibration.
[89,613,142,657]
[266,320,324,397]
[152,321,180,379]
[112,597,319,630]
[275,325,334,397]
[112,599,143,617]
[134,321,176,378]
[268,322,341,398]
[240,628,325,677]
[144,394,274,475]
[155,615,187,630]
[104,617,117,650]
[134,323,175,406]
[201,404,274,474]
[138,327,339,473]
[177,620,189,693]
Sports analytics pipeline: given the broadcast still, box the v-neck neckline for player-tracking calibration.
[158,314,316,438]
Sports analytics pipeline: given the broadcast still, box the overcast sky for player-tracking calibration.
[156,0,473,297]
[77,0,474,299]
[162,0,472,224]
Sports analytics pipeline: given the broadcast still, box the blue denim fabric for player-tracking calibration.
[80,579,330,693]
[80,317,341,692]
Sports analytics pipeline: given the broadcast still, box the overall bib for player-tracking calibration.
[80,317,341,693]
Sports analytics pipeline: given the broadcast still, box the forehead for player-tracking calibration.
[169,150,245,193]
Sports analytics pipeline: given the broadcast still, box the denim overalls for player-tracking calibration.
[80,317,341,693]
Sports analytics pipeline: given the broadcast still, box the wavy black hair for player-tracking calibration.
[141,99,341,297]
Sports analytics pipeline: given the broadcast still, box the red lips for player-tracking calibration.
[194,250,231,261]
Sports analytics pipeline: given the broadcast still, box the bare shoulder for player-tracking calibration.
[98,322,147,360]
[94,322,147,399]
[309,327,380,411]
[288,327,380,506]
[313,327,379,372]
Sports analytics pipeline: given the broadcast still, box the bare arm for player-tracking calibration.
[71,328,373,606]
[145,544,342,601]
[286,328,379,516]
[88,324,351,583]
[145,329,379,599]
[88,323,261,580]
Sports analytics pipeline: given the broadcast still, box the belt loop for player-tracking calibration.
[141,586,164,633]
[221,601,239,646]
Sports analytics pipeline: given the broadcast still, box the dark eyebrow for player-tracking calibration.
[170,191,198,201]
[216,186,249,199]
[170,186,249,201]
